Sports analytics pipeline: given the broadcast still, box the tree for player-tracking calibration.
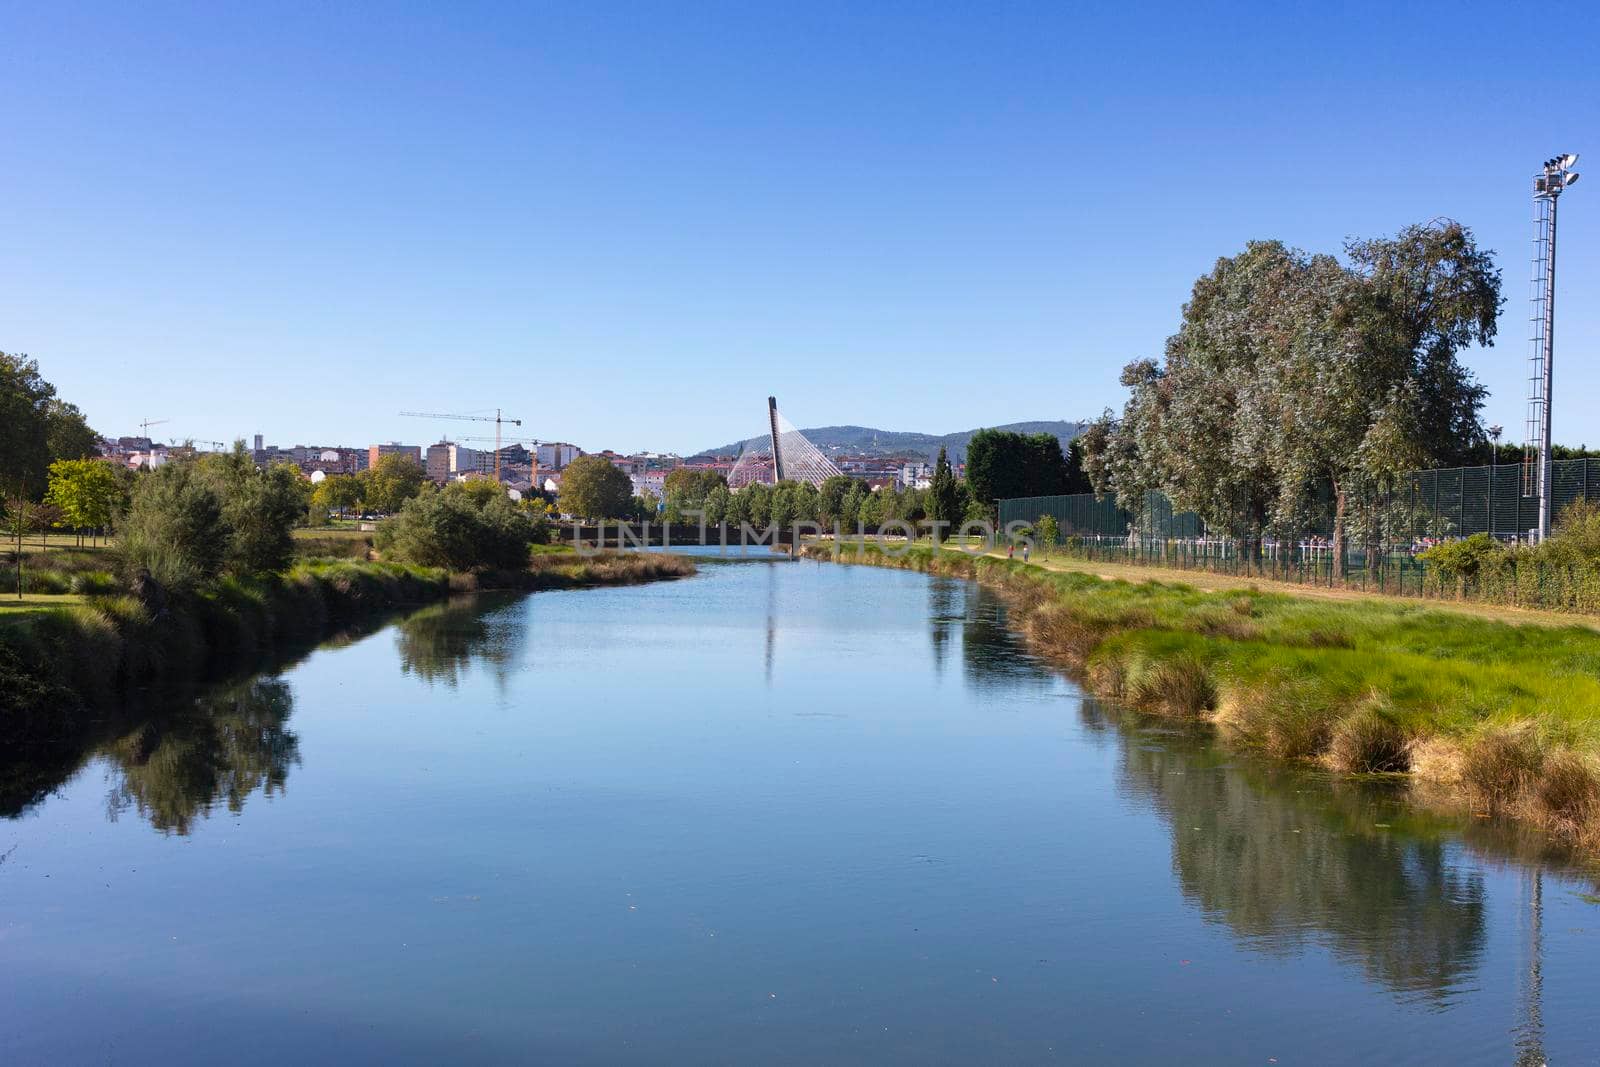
[839,481,867,530]
[1063,438,1093,495]
[360,453,428,514]
[0,352,98,498]
[312,474,364,521]
[557,455,634,520]
[963,429,1070,517]
[819,475,855,526]
[1080,224,1500,577]
[662,468,728,522]
[929,446,961,540]
[44,458,123,545]
[703,484,731,526]
[1036,514,1060,555]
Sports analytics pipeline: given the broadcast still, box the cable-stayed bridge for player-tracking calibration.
[727,397,844,488]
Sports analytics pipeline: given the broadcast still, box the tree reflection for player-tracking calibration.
[104,678,300,836]
[1114,733,1488,1003]
[927,577,962,673]
[955,583,1059,691]
[393,593,523,688]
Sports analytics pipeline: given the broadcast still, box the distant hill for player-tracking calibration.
[692,420,1086,464]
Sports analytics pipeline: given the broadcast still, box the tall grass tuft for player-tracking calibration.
[1328,700,1410,773]
[1534,750,1599,836]
[1125,652,1217,718]
[1461,727,1544,811]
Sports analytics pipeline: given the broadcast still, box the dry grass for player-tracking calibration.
[1327,700,1410,773]
[1125,653,1218,718]
[1222,678,1336,760]
[1534,750,1600,837]
[1461,727,1545,811]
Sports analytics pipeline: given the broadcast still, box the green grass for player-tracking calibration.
[805,542,1600,849]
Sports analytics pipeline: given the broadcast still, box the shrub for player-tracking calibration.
[117,463,227,591]
[70,571,119,594]
[1419,533,1505,586]
[378,484,537,571]
[213,461,305,574]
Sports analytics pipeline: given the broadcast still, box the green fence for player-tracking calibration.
[1000,459,1600,544]
[996,459,1600,610]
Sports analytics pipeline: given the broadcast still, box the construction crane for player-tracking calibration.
[399,409,522,482]
[138,418,169,439]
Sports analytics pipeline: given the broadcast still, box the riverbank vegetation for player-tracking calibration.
[4,438,694,735]
[803,542,1600,850]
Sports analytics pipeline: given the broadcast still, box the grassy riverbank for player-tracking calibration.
[803,542,1600,850]
[1,550,694,737]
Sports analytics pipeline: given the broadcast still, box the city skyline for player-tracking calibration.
[3,3,1597,453]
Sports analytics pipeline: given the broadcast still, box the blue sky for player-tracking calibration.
[3,2,1597,455]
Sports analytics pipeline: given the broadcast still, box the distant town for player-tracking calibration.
[94,432,954,501]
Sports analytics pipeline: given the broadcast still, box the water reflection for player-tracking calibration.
[1114,737,1487,1003]
[104,677,300,835]
[939,581,1497,1005]
[956,582,1063,690]
[394,593,524,688]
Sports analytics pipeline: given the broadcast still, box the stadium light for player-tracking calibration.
[1524,153,1580,542]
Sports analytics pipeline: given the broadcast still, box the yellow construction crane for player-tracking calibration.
[399,409,522,482]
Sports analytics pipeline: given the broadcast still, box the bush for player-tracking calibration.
[377,483,537,571]
[1543,499,1600,563]
[213,460,305,574]
[1419,533,1505,586]
[116,463,227,592]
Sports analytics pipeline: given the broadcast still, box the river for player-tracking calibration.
[3,558,1598,1063]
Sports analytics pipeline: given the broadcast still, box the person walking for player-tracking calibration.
[1008,542,1015,560]
[1022,543,1030,563]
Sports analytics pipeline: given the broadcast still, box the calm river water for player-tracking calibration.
[4,559,1599,1063]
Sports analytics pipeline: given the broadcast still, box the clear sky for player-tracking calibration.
[3,2,1597,455]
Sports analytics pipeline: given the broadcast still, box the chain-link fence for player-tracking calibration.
[997,459,1600,610]
[1001,459,1600,543]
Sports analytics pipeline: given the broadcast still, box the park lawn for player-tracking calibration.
[0,594,88,623]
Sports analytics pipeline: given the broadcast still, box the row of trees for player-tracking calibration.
[1080,221,1502,575]
[554,445,980,533]
[963,429,1087,516]
[307,452,431,520]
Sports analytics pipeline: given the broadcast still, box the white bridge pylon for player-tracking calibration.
[727,397,843,488]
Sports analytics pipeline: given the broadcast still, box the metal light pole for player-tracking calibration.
[1525,154,1579,543]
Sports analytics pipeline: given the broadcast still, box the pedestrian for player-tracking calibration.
[1008,542,1015,560]
[1022,543,1030,563]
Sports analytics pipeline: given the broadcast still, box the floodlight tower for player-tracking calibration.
[1525,153,1580,543]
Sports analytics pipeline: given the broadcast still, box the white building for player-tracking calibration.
[537,442,580,470]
